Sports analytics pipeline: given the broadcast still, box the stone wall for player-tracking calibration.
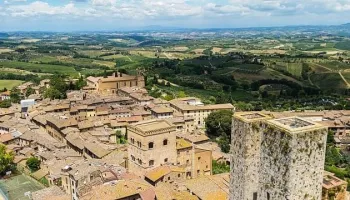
[230,114,327,200]
[230,118,263,200]
[258,125,327,200]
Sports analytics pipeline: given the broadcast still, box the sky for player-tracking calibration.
[1,0,350,31]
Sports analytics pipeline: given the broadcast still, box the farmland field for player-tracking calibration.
[310,73,346,89]
[0,61,78,76]
[0,48,13,54]
[317,61,350,71]
[92,60,116,68]
[0,80,23,90]
[78,50,113,58]
[273,62,303,77]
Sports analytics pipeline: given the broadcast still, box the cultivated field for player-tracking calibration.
[0,61,78,76]
[0,80,23,90]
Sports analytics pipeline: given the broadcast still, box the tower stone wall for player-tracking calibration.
[230,113,327,200]
[230,113,271,200]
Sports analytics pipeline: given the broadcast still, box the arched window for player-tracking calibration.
[163,139,168,146]
[148,142,154,149]
[149,160,154,166]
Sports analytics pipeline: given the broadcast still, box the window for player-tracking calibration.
[149,160,154,166]
[253,193,257,200]
[198,157,201,161]
[138,141,142,148]
[163,139,168,146]
[267,192,270,200]
[168,177,170,180]
[186,160,189,165]
[197,170,200,174]
[148,142,154,149]
[178,174,181,178]
[164,158,168,163]
[138,159,142,165]
[131,155,135,161]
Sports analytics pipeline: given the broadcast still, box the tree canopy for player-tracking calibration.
[205,110,233,153]
[26,157,41,172]
[0,144,14,175]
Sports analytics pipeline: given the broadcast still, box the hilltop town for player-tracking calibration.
[0,72,234,200]
[0,71,349,200]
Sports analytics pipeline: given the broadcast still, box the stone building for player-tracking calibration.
[127,119,177,176]
[230,112,271,200]
[176,138,212,179]
[170,97,234,127]
[322,171,348,200]
[230,112,328,200]
[93,72,145,95]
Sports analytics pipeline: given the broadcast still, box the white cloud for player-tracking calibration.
[4,0,27,5]
[91,0,117,6]
[4,0,350,22]
[7,1,81,17]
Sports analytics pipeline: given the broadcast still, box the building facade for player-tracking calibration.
[97,73,145,95]
[127,119,177,176]
[230,112,328,200]
[230,113,271,200]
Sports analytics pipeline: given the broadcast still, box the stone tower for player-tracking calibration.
[230,112,271,200]
[127,119,177,176]
[258,117,327,200]
[230,113,327,200]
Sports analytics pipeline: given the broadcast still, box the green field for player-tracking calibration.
[0,61,78,76]
[317,61,350,71]
[0,80,24,90]
[310,73,346,89]
[274,62,303,77]
[0,174,44,200]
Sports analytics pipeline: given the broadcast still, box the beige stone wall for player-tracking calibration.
[155,171,186,186]
[177,148,212,178]
[97,77,144,95]
[258,125,327,200]
[193,149,212,178]
[61,174,72,195]
[128,129,177,176]
[230,118,263,200]
[46,123,65,143]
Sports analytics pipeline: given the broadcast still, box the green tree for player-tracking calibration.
[205,110,233,153]
[50,75,68,94]
[75,76,87,90]
[26,157,41,172]
[43,88,63,100]
[212,160,230,174]
[177,91,186,98]
[116,130,126,144]
[25,87,35,97]
[0,144,14,174]
[10,88,21,103]
[103,69,108,78]
[0,99,11,108]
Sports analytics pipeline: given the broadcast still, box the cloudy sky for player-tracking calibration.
[1,0,350,31]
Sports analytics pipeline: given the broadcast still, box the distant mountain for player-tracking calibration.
[0,33,9,38]
[341,23,350,26]
[137,25,185,31]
